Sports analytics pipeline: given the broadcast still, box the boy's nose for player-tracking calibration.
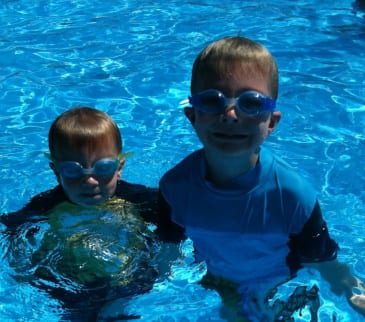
[83,175,99,185]
[221,105,239,123]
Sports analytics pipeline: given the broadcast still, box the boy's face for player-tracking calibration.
[52,142,123,207]
[185,68,281,157]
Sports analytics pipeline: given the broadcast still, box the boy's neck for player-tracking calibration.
[203,148,259,187]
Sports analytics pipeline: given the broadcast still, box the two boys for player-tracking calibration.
[2,36,365,321]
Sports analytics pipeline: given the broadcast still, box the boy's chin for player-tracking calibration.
[208,143,258,156]
[72,195,109,208]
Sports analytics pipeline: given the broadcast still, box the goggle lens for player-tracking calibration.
[199,94,225,112]
[238,94,263,112]
[93,159,118,176]
[61,163,84,178]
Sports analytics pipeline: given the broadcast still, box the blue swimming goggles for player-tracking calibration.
[45,152,131,179]
[182,89,276,116]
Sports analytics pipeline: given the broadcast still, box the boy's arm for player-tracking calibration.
[306,260,365,315]
[115,181,186,243]
[1,185,66,230]
[288,201,365,315]
[287,201,338,270]
[155,190,186,243]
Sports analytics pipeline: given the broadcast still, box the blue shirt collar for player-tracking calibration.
[200,146,274,193]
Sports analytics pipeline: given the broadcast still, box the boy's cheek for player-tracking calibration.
[106,174,120,194]
[184,107,195,124]
[194,112,219,125]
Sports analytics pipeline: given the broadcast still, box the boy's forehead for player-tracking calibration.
[193,67,270,95]
[54,137,119,160]
[195,61,261,85]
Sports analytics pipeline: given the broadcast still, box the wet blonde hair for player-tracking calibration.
[49,107,122,159]
[191,36,278,99]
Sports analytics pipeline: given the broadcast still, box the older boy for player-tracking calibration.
[159,36,365,319]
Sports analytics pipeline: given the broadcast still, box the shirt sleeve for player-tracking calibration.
[286,200,339,275]
[0,185,66,230]
[116,181,161,224]
[154,190,186,243]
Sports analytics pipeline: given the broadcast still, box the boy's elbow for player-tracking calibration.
[155,224,186,244]
[156,190,186,243]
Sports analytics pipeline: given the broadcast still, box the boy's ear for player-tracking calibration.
[49,162,61,184]
[268,111,281,134]
[184,107,195,125]
[118,158,126,171]
[117,158,126,179]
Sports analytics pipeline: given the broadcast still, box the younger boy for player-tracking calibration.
[2,107,158,226]
[159,36,365,319]
[1,107,161,321]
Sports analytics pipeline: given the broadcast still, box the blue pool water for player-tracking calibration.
[1,0,365,321]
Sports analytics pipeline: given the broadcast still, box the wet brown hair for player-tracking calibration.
[49,107,122,159]
[191,36,279,99]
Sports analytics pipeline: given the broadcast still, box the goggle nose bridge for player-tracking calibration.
[224,97,238,107]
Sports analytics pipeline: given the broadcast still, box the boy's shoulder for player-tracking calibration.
[115,180,159,224]
[263,147,317,204]
[115,179,158,204]
[160,150,203,183]
[270,150,314,188]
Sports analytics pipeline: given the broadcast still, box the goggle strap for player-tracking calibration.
[119,151,133,159]
[44,152,54,162]
[179,98,190,107]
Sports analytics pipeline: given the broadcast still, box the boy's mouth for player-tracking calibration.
[213,132,249,140]
[81,192,101,198]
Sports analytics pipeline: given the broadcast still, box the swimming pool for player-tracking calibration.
[0,0,364,320]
